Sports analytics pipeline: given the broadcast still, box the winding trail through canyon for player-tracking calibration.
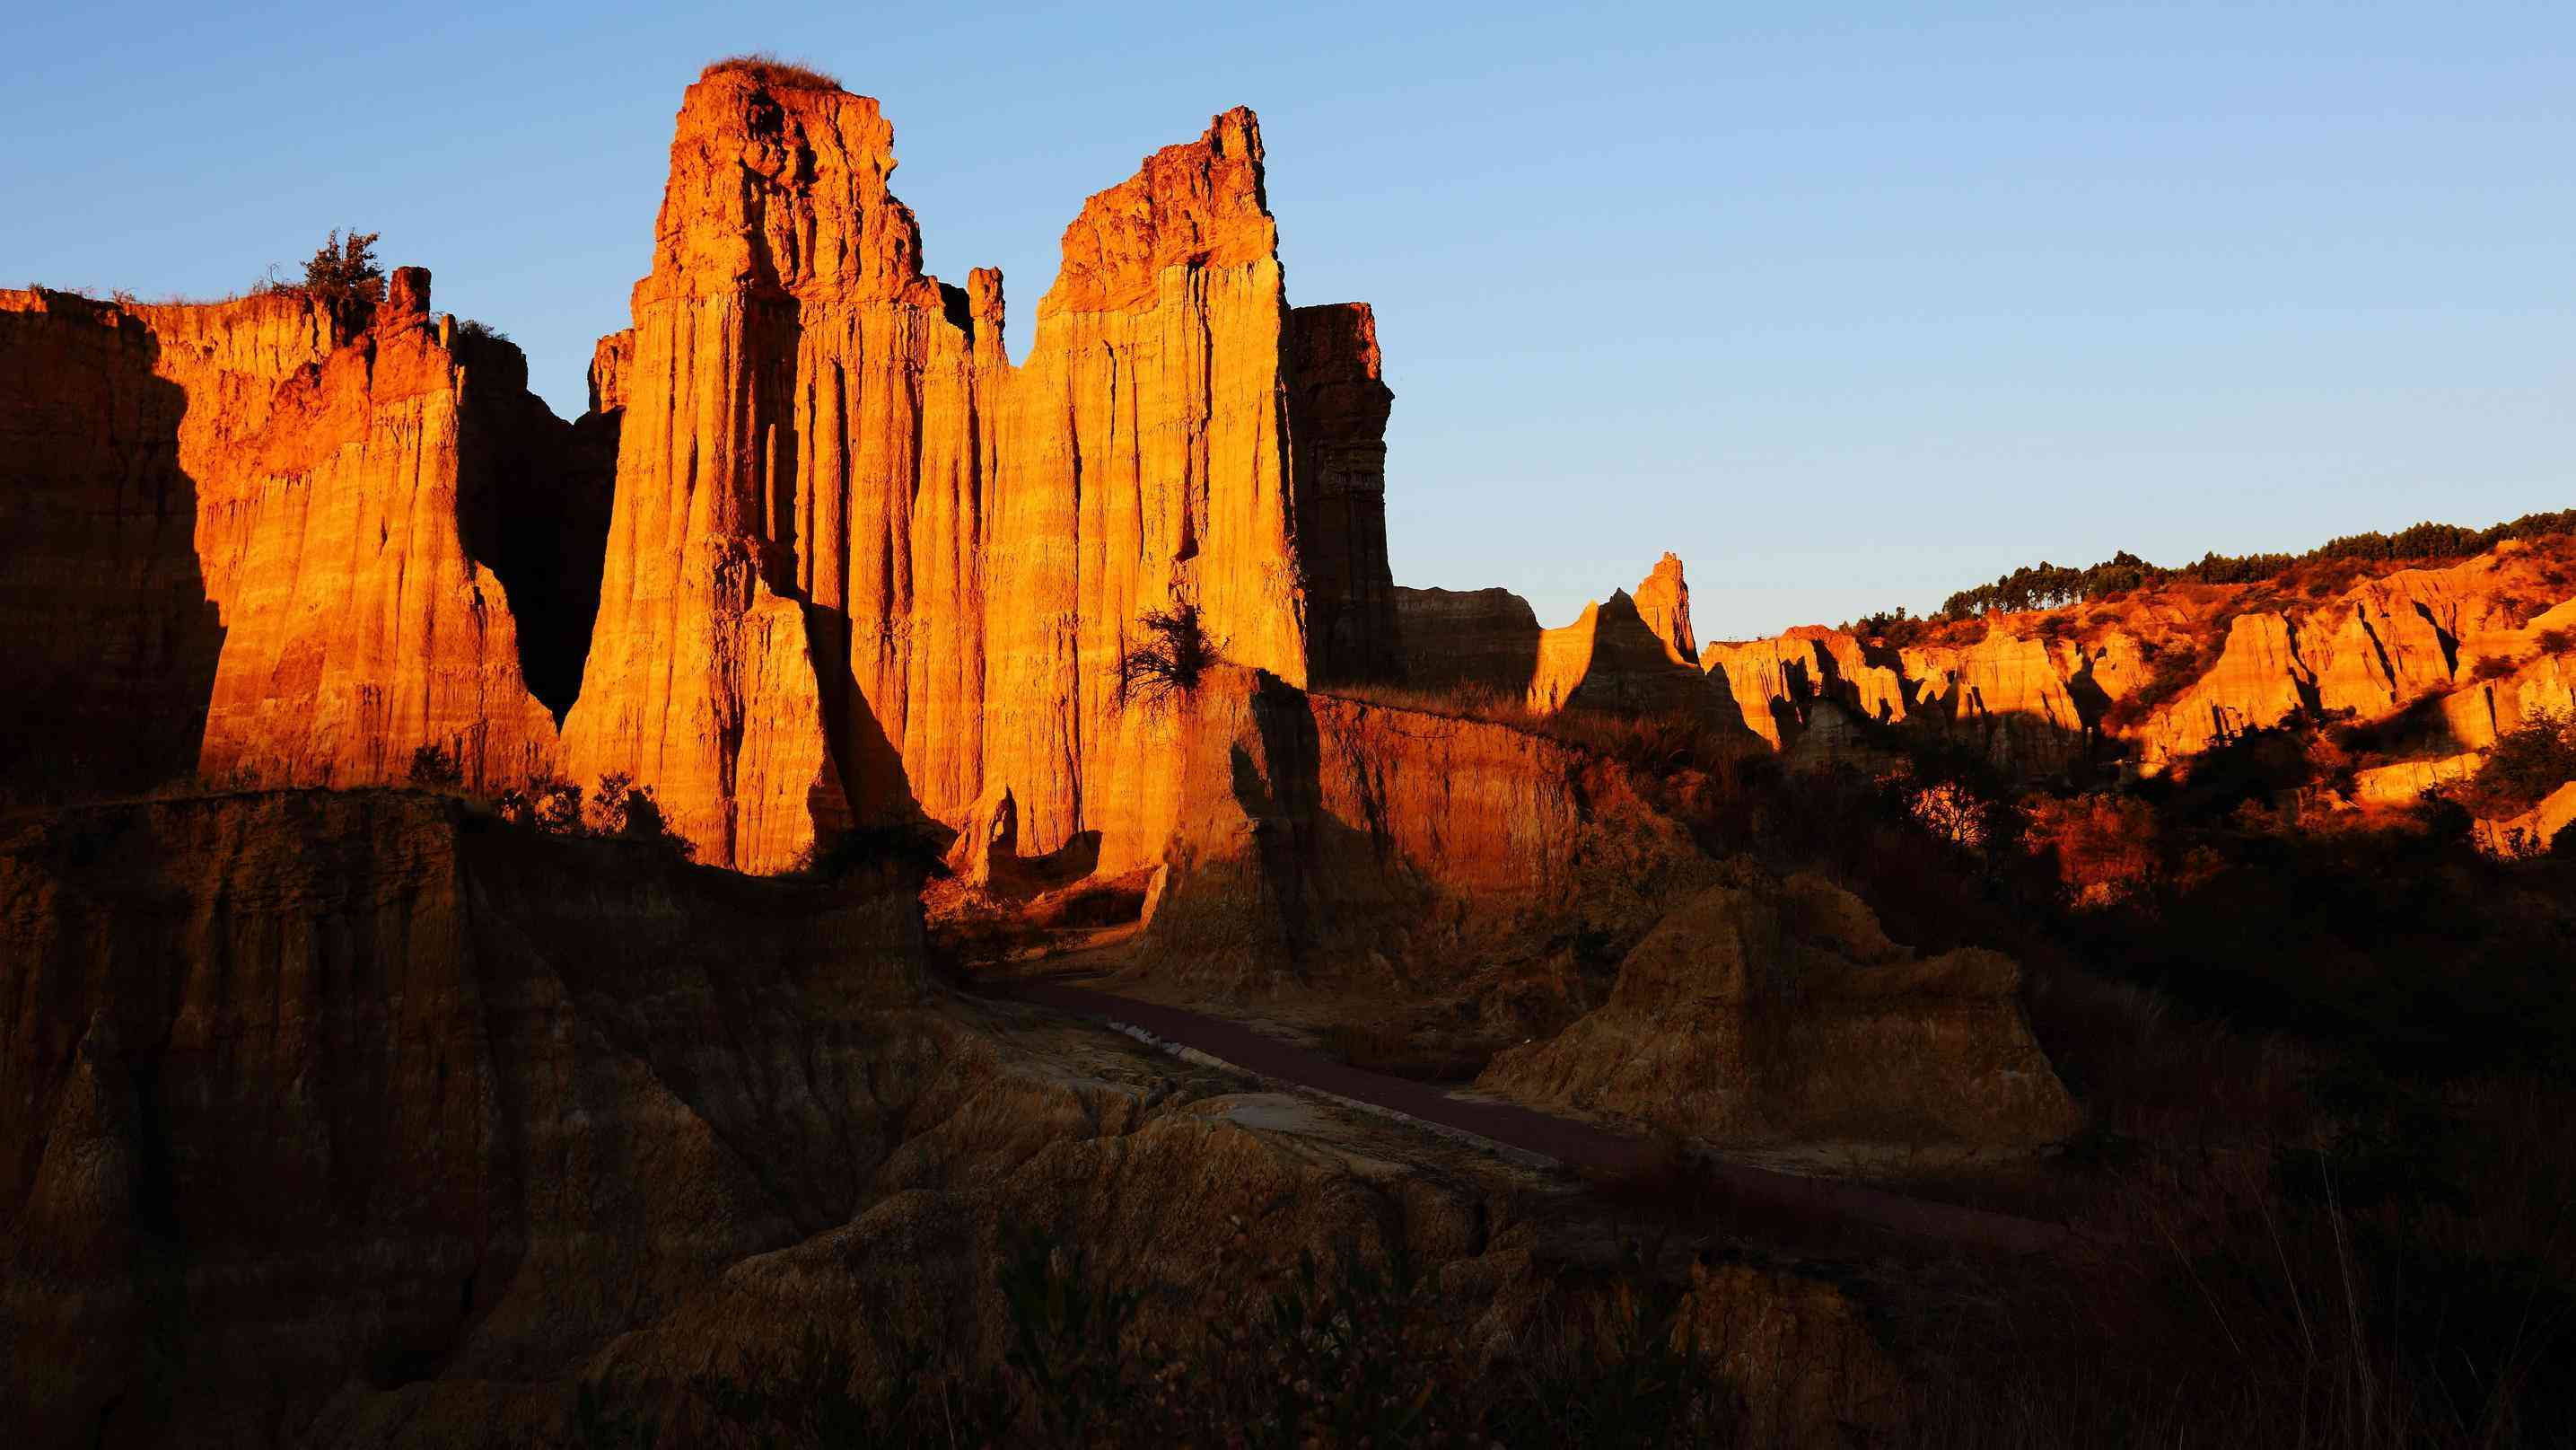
[993,976,2072,1257]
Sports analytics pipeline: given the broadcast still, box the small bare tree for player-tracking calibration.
[1116,602,1221,710]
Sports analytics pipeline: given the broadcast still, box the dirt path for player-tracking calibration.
[994,977,2072,1256]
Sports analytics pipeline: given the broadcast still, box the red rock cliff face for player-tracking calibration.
[0,290,257,800]
[1389,559,1717,722]
[1137,665,1717,1038]
[1526,558,1730,718]
[1697,536,2576,815]
[1,282,571,800]
[1392,585,1544,699]
[190,272,559,792]
[1634,551,1697,665]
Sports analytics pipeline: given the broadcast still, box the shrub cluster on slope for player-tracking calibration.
[589,1237,1744,1449]
[2452,709,2576,819]
[408,742,694,858]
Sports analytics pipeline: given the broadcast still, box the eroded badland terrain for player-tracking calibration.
[7,56,2576,1449]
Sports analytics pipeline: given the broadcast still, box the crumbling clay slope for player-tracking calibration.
[0,789,921,1445]
[1130,665,1720,1042]
[1480,871,2081,1147]
[1,788,1890,1447]
[1701,536,2576,801]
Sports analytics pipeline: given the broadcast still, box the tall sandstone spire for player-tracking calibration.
[989,105,1310,865]
[559,69,962,872]
[567,72,1362,871]
[1634,552,1697,666]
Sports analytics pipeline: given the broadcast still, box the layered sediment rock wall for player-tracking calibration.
[1695,539,2576,795]
[1528,588,1717,716]
[1703,628,1906,748]
[1138,665,1718,1039]
[1392,584,1544,698]
[0,280,583,802]
[194,270,562,791]
[3,74,1421,875]
[988,104,1312,866]
[0,289,261,799]
[1400,558,1728,722]
[555,73,953,871]
[3,75,1410,877]
[0,789,930,1446]
[4,789,1891,1448]
[1633,551,1696,665]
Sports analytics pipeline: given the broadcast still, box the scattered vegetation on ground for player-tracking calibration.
[576,1233,1748,1449]
[2098,619,2237,731]
[475,769,696,859]
[790,822,951,882]
[2449,709,2576,821]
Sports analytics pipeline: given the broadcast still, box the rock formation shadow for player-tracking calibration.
[1230,674,1439,966]
[793,587,924,836]
[1288,303,1402,688]
[451,330,612,720]
[975,828,1108,903]
[737,294,924,838]
[1541,593,1720,717]
[0,298,223,803]
[1391,586,1545,702]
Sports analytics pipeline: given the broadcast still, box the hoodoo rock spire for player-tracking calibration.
[564,71,1393,870]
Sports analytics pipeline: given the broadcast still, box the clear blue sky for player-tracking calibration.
[9,2,2569,638]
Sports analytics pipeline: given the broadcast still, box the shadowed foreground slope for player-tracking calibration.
[1,789,1902,1448]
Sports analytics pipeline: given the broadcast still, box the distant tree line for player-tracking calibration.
[1847,510,2576,641]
